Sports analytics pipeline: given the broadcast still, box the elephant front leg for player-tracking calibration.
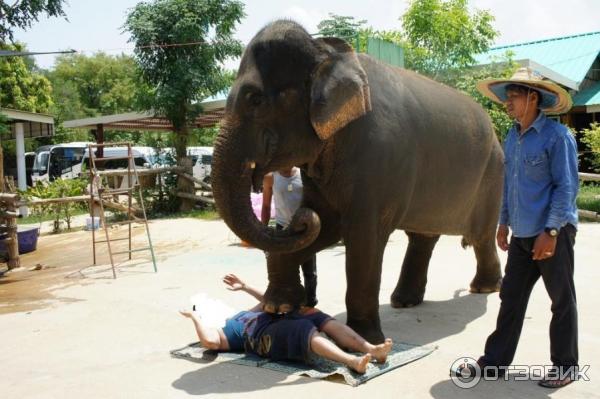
[391,232,440,308]
[344,225,389,344]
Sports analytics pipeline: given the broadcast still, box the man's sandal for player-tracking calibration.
[538,376,573,388]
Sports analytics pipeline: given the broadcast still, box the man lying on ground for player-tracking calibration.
[180,273,393,374]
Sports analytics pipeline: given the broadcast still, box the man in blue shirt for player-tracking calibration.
[475,68,579,388]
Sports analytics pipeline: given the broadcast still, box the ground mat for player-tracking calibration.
[171,341,436,386]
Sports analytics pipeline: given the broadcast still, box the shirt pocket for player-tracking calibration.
[523,152,549,182]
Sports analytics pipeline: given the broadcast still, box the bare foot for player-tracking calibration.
[370,338,393,363]
[179,309,194,318]
[350,353,372,374]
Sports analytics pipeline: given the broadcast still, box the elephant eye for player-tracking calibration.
[246,92,264,107]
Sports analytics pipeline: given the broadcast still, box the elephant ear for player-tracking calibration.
[310,37,372,141]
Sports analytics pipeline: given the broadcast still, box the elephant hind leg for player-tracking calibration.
[466,147,503,293]
[470,238,502,293]
[390,232,440,308]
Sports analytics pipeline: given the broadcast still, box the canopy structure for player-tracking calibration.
[0,108,55,215]
[1,108,54,139]
[63,93,226,132]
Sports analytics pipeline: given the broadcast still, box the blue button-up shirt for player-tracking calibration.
[500,112,578,238]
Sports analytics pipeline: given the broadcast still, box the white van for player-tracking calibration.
[80,146,157,170]
[187,146,213,184]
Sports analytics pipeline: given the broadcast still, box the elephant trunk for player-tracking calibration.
[211,124,321,253]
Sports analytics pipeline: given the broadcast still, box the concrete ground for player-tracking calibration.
[1,218,599,398]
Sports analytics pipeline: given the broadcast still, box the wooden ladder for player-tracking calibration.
[87,142,157,278]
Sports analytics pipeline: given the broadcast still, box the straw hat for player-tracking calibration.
[476,67,572,114]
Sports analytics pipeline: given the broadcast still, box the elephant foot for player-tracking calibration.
[469,274,502,293]
[390,286,425,308]
[346,317,385,344]
[263,282,306,313]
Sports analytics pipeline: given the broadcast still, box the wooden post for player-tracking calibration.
[0,143,4,192]
[96,124,104,159]
[0,193,20,269]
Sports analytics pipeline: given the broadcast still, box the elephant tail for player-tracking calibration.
[461,237,472,249]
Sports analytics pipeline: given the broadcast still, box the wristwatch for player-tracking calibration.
[544,227,559,237]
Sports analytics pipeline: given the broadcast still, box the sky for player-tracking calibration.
[11,0,600,70]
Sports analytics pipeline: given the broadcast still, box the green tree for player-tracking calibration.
[0,0,66,43]
[398,0,513,138]
[0,43,53,112]
[47,52,140,119]
[0,114,8,134]
[0,43,54,179]
[401,0,497,79]
[124,0,244,210]
[317,13,367,46]
[579,123,600,172]
[45,52,148,144]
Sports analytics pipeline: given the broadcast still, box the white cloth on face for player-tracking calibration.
[189,293,235,329]
[273,168,303,228]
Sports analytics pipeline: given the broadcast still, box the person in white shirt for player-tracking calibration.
[261,167,318,307]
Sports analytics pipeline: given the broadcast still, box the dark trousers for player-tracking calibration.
[276,223,318,306]
[481,224,578,369]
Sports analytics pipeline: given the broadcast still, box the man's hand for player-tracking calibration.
[532,232,557,260]
[223,274,245,291]
[496,224,510,251]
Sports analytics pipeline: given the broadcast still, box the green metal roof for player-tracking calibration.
[476,31,600,88]
[573,81,600,107]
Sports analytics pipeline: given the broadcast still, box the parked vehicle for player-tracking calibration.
[80,146,157,170]
[187,146,213,184]
[32,142,157,183]
[25,152,36,186]
[32,142,91,183]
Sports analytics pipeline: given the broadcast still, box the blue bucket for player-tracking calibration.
[0,226,40,254]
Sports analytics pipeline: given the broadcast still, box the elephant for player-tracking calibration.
[212,20,503,343]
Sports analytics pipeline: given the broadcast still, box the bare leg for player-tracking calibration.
[321,319,393,363]
[179,310,227,350]
[309,333,371,374]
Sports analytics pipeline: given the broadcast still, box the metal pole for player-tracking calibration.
[89,145,97,265]
[127,144,132,260]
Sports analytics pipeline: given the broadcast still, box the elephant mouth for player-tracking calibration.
[249,162,267,193]
[249,128,280,192]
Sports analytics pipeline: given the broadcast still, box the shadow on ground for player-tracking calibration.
[429,374,555,399]
[172,359,313,395]
[334,289,491,347]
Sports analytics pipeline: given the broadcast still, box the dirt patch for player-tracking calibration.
[0,218,224,314]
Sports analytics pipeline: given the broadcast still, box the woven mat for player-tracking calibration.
[171,341,436,386]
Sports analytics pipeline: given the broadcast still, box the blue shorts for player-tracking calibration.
[245,309,334,362]
[222,311,259,352]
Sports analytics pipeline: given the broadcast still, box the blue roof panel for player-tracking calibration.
[573,81,600,106]
[476,31,600,86]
